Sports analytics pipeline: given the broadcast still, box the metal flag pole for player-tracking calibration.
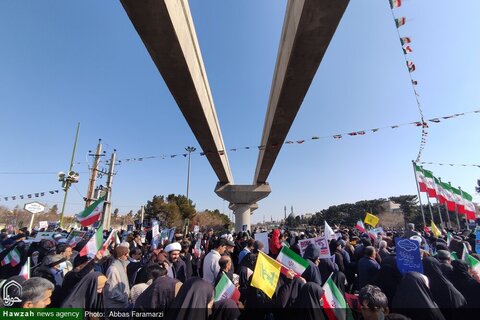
[433,175,450,229]
[412,161,427,227]
[458,187,470,231]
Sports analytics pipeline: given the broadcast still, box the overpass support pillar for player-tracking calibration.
[215,183,271,232]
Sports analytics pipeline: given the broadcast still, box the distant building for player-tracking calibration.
[382,201,402,214]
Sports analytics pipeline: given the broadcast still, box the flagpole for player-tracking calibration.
[458,187,470,231]
[426,196,435,225]
[412,161,427,227]
[436,196,450,229]
[440,177,461,231]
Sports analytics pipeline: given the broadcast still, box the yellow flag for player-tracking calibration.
[364,212,379,227]
[251,251,281,298]
[431,220,441,237]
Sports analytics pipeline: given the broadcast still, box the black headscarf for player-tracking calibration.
[422,257,466,311]
[392,272,445,320]
[61,272,104,309]
[294,282,325,320]
[447,260,480,308]
[373,256,402,308]
[209,299,240,320]
[166,277,214,320]
[134,275,179,311]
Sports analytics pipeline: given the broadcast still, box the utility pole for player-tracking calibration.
[102,150,116,230]
[85,139,104,208]
[140,205,145,231]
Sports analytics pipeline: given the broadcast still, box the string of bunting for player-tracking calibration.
[0,189,59,202]
[420,162,480,169]
[76,108,478,166]
[389,0,427,163]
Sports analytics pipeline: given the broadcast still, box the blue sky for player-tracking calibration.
[1,0,479,224]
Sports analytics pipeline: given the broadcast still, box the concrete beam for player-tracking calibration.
[120,0,233,183]
[215,183,271,231]
[254,0,349,183]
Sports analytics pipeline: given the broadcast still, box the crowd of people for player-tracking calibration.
[0,222,480,320]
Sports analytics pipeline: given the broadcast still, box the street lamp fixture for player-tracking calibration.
[58,170,80,227]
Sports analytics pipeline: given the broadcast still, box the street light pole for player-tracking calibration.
[185,146,196,201]
[59,123,80,228]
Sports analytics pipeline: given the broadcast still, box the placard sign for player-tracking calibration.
[254,232,269,254]
[298,236,331,259]
[34,232,55,242]
[39,221,48,229]
[395,238,423,275]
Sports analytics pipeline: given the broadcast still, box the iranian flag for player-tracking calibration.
[451,187,464,213]
[355,220,366,233]
[400,37,411,45]
[403,46,413,54]
[322,276,353,320]
[1,247,21,267]
[434,177,446,204]
[390,0,402,9]
[276,246,309,276]
[423,170,437,198]
[80,225,104,258]
[461,190,477,220]
[466,253,480,273]
[407,61,416,72]
[19,258,30,280]
[440,182,456,211]
[76,196,105,227]
[446,232,452,246]
[214,272,240,303]
[395,17,406,28]
[99,230,117,256]
[415,164,427,192]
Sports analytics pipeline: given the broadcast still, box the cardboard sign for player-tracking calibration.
[254,232,269,254]
[298,236,331,259]
[39,221,48,229]
[395,238,423,275]
[34,232,55,242]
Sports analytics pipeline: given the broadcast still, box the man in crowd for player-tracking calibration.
[358,246,381,289]
[165,242,187,282]
[21,277,55,308]
[104,246,131,309]
[202,238,227,284]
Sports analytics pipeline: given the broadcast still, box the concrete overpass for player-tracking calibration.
[121,0,349,231]
[120,0,233,184]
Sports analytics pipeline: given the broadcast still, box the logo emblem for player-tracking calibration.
[2,280,22,307]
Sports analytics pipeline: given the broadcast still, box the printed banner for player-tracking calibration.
[395,238,423,275]
[298,236,331,259]
[476,228,480,254]
[34,232,55,242]
[254,232,269,254]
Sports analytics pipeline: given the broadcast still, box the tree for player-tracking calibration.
[112,208,119,219]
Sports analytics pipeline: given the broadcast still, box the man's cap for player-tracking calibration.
[165,242,182,253]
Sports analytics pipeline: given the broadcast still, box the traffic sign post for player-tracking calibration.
[24,202,45,232]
